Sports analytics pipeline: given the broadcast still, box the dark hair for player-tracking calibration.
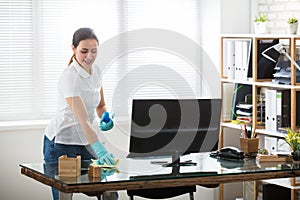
[68,27,99,65]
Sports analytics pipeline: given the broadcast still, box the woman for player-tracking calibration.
[43,27,117,200]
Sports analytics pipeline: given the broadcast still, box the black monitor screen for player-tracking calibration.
[128,99,222,158]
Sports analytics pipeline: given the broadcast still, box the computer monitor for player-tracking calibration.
[128,98,222,167]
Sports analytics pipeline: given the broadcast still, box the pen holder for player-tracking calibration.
[58,155,81,177]
[240,137,259,154]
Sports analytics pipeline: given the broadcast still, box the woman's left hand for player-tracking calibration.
[99,112,114,131]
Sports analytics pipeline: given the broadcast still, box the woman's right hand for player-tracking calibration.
[92,141,116,165]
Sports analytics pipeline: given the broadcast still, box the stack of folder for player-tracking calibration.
[235,101,252,123]
[272,60,300,85]
[235,96,265,125]
[231,84,252,120]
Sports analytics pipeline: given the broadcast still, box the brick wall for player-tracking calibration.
[257,0,300,34]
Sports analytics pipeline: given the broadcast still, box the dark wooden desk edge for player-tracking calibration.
[21,167,300,193]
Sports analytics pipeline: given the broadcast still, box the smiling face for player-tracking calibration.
[72,38,98,73]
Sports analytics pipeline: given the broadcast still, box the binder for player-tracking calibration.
[234,40,243,80]
[224,39,235,79]
[297,91,300,126]
[265,89,290,132]
[276,90,290,129]
[265,89,277,132]
[241,40,251,81]
[223,38,252,80]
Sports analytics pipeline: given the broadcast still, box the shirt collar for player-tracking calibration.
[72,59,91,79]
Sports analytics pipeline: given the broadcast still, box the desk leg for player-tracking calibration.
[59,192,72,200]
[291,189,296,200]
[253,181,257,200]
[219,184,224,200]
[219,128,224,150]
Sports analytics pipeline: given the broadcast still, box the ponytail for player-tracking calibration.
[68,55,75,66]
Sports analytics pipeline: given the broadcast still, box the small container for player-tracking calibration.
[89,165,102,178]
[240,137,259,154]
[58,155,81,177]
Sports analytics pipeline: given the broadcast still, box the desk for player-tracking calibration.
[20,153,300,200]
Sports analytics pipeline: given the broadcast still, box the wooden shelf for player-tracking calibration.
[219,34,300,200]
[220,33,300,39]
[221,78,300,89]
[221,122,287,138]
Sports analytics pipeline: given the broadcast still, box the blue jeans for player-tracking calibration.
[43,136,105,200]
[43,135,96,163]
[43,136,118,200]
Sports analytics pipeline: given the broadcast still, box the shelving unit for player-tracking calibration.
[263,179,300,200]
[219,34,300,200]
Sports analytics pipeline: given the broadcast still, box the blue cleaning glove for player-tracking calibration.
[91,141,116,166]
[100,111,114,131]
[101,168,117,180]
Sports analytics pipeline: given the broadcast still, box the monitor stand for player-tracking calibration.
[162,151,197,167]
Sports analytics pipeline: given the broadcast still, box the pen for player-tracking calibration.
[244,124,248,138]
[253,129,257,138]
[247,130,251,138]
[150,161,168,165]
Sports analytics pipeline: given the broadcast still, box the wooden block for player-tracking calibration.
[256,154,292,162]
[88,165,102,178]
[58,155,81,177]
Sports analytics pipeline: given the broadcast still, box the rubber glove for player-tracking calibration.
[91,141,116,166]
[101,168,117,180]
[99,111,114,131]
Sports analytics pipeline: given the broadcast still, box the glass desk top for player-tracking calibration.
[20,152,300,188]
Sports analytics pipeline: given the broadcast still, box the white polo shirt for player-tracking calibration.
[44,59,102,145]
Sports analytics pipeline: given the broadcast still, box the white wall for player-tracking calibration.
[0,1,253,200]
[219,1,252,200]
[0,127,52,200]
[1,124,217,200]
[221,0,252,34]
[256,0,300,34]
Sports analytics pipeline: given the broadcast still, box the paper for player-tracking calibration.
[236,103,252,109]
[236,109,252,116]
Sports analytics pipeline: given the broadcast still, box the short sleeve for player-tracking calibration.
[58,68,81,98]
